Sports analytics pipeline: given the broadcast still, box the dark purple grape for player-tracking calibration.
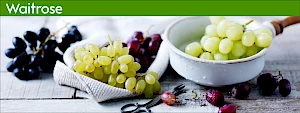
[5,48,25,58]
[258,77,278,96]
[231,83,251,99]
[38,27,50,42]
[40,51,59,72]
[138,56,150,73]
[58,40,71,53]
[278,79,291,97]
[6,61,16,72]
[68,25,82,42]
[127,39,141,55]
[12,37,27,50]
[62,33,75,44]
[134,57,141,63]
[132,31,144,42]
[139,48,146,55]
[23,31,38,43]
[44,40,58,52]
[13,67,29,80]
[257,73,273,86]
[30,55,42,67]
[28,41,37,50]
[151,34,162,42]
[13,53,31,67]
[141,37,151,49]
[148,39,160,55]
[27,68,40,79]
[149,55,156,62]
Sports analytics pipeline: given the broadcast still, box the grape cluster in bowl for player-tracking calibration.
[72,37,161,98]
[185,16,273,60]
[5,26,82,80]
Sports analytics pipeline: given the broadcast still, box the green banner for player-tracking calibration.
[1,0,299,16]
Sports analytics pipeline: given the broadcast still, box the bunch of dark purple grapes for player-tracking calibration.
[5,26,82,80]
[127,31,162,72]
[257,69,291,97]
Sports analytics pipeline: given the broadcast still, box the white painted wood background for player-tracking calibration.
[1,16,300,112]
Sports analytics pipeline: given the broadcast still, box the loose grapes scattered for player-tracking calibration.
[72,37,161,98]
[185,16,273,60]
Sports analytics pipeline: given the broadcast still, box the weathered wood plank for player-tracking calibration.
[0,72,75,99]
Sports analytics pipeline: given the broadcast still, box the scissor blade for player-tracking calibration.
[170,84,185,94]
[145,96,162,109]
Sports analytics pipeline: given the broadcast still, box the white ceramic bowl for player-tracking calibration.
[163,16,274,86]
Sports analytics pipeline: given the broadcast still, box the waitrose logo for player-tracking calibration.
[6,2,62,14]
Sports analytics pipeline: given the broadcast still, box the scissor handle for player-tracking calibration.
[121,103,151,113]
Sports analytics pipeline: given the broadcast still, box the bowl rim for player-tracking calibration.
[163,16,269,64]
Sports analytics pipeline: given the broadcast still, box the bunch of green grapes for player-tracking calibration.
[72,39,161,98]
[185,16,273,60]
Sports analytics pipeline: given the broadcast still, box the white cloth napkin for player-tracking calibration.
[53,16,182,102]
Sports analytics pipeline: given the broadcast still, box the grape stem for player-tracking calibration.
[30,22,70,56]
[242,20,254,31]
[107,33,113,46]
[277,68,283,79]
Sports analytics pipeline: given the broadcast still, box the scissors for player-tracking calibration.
[121,84,185,113]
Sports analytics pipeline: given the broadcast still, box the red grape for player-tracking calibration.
[148,39,160,55]
[257,73,278,96]
[151,34,162,42]
[161,91,176,106]
[278,79,291,97]
[127,39,141,55]
[141,37,151,49]
[231,83,251,99]
[132,31,144,42]
[219,104,236,113]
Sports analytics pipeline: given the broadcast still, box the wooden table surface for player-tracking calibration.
[1,16,300,112]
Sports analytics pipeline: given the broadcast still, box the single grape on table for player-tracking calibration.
[72,36,161,98]
[184,16,273,61]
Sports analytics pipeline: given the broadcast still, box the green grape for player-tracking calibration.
[83,55,93,64]
[74,48,86,53]
[85,72,95,79]
[231,41,247,57]
[213,51,228,60]
[85,64,95,72]
[136,76,145,81]
[100,74,109,83]
[128,62,141,71]
[81,51,93,58]
[119,64,128,73]
[120,47,129,55]
[87,44,100,57]
[113,40,123,55]
[117,55,133,64]
[230,22,244,32]
[125,69,136,77]
[97,56,112,65]
[76,71,85,75]
[94,67,104,80]
[146,71,158,79]
[115,83,125,88]
[100,47,108,56]
[246,45,258,56]
[254,27,272,37]
[200,35,210,46]
[125,77,136,90]
[111,60,119,74]
[116,74,126,84]
[144,83,153,98]
[219,38,233,54]
[108,74,117,86]
[205,24,218,37]
[135,79,146,94]
[185,42,203,57]
[103,64,111,74]
[203,37,220,52]
[226,27,243,41]
[217,19,231,37]
[107,45,115,57]
[73,60,86,72]
[255,33,272,47]
[200,52,214,60]
[240,53,247,59]
[152,80,161,93]
[228,52,239,60]
[74,51,83,61]
[93,59,101,67]
[145,74,155,85]
[209,16,225,25]
[257,47,264,52]
[242,30,256,47]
